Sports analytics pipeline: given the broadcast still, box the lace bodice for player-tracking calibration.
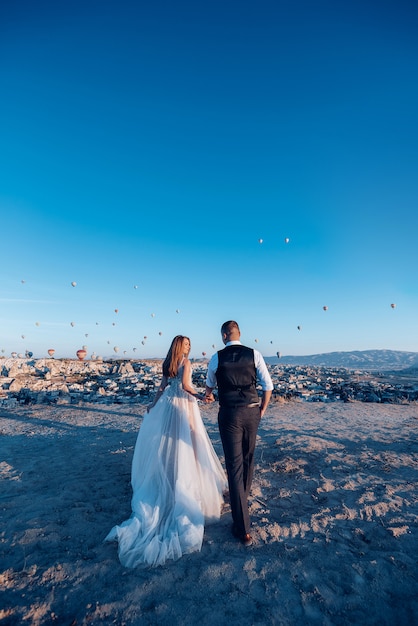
[168,364,186,392]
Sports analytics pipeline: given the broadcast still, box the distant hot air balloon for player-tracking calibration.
[114,309,118,314]
[113,346,119,353]
[11,352,17,358]
[323,306,328,311]
[35,321,40,327]
[70,321,75,327]
[176,309,180,313]
[159,331,163,336]
[144,336,147,340]
[258,238,263,244]
[26,351,33,358]
[254,339,258,343]
[48,349,55,358]
[390,303,396,309]
[284,237,290,244]
[71,281,77,287]
[202,351,207,357]
[151,313,155,317]
[112,322,116,326]
[76,349,87,361]
[133,347,137,352]
[21,335,25,339]
[21,279,26,284]
[134,285,138,289]
[297,325,302,331]
[277,351,281,359]
[141,340,145,345]
[82,345,88,350]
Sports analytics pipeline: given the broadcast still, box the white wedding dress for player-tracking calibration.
[105,363,227,568]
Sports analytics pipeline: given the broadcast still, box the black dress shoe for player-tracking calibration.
[232,525,253,546]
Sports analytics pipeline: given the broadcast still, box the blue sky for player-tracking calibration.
[1,0,417,360]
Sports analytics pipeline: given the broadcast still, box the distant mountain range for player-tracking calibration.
[264,350,418,371]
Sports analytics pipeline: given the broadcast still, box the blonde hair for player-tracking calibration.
[162,335,190,378]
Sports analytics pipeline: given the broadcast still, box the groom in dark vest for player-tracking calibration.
[205,320,273,546]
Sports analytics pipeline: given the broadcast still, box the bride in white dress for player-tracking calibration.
[105,335,227,568]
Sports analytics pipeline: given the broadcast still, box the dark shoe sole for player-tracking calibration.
[231,525,253,546]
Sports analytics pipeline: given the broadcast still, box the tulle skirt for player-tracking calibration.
[105,385,227,567]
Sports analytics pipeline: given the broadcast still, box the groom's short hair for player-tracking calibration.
[221,320,240,336]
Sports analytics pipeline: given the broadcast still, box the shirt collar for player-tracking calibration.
[225,340,242,346]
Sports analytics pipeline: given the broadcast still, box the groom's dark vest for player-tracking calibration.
[216,345,259,407]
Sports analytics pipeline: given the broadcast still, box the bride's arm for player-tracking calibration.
[147,375,168,411]
[182,359,204,400]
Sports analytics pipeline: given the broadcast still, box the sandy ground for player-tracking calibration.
[1,400,417,625]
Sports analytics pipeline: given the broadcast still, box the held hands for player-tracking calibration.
[203,392,215,404]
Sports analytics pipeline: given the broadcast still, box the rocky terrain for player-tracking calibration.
[1,356,417,408]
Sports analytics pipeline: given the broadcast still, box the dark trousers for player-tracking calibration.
[218,405,261,536]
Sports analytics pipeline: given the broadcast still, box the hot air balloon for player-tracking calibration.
[71,281,77,287]
[297,325,302,331]
[134,285,138,289]
[11,352,17,358]
[390,303,396,309]
[21,279,26,284]
[76,349,87,361]
[254,339,258,343]
[159,331,163,336]
[112,322,116,326]
[276,351,281,359]
[202,351,207,357]
[284,237,290,244]
[151,313,155,317]
[26,351,33,358]
[176,309,180,313]
[323,306,328,311]
[21,335,25,339]
[70,321,75,327]
[113,346,119,353]
[258,238,263,244]
[35,321,40,327]
[114,309,118,314]
[48,349,55,358]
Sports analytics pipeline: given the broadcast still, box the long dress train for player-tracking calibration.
[105,364,227,567]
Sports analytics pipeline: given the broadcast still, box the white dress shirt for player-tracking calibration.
[206,341,273,391]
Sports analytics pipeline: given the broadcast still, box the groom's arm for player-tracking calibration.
[204,352,218,403]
